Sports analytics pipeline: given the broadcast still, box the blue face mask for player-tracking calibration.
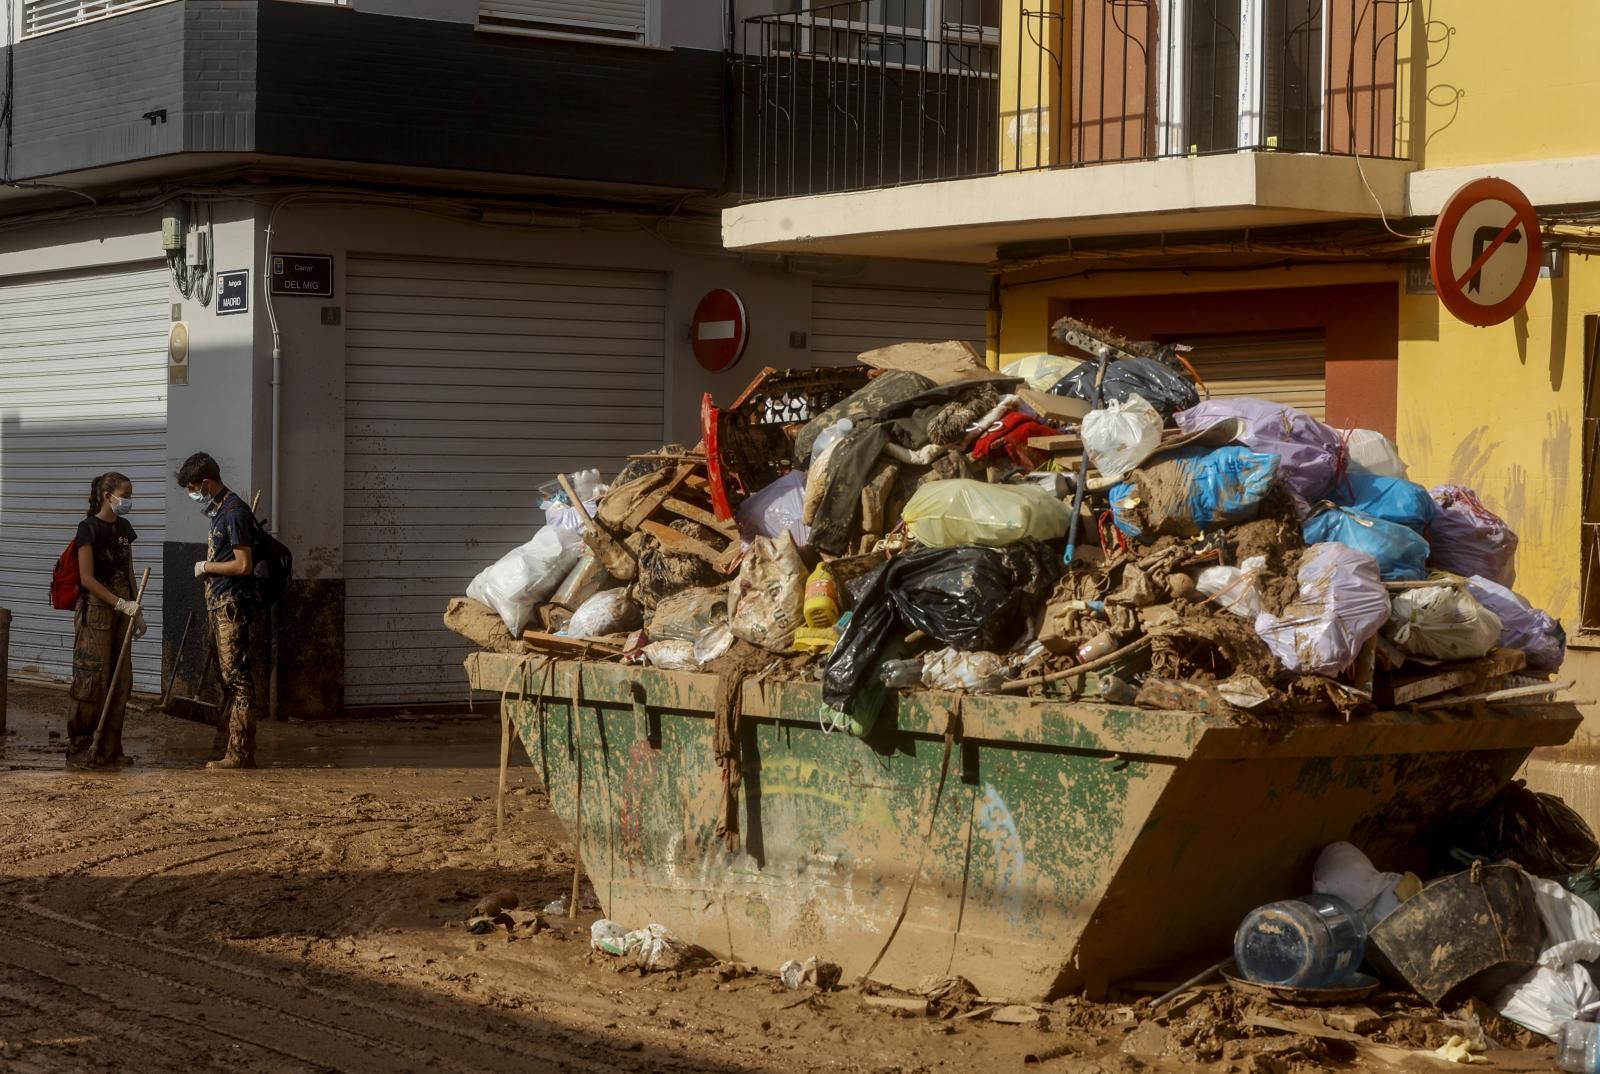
[189,489,208,503]
[111,496,133,517]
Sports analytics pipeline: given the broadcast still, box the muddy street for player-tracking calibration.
[0,683,1063,1074]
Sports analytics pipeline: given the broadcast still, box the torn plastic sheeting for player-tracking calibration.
[1466,575,1567,671]
[1332,473,1436,535]
[1176,398,1345,504]
[901,479,1072,548]
[823,543,1059,711]
[1051,356,1201,418]
[1430,484,1519,588]
[1385,584,1503,662]
[1253,542,1391,676]
[1302,506,1430,582]
[1109,445,1280,540]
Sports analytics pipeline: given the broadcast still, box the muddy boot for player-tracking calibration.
[205,753,256,771]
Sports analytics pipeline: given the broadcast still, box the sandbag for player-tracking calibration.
[1333,473,1436,534]
[728,532,807,652]
[1430,484,1519,587]
[1051,356,1200,418]
[1303,506,1429,582]
[823,543,1058,710]
[737,470,810,549]
[1339,428,1408,479]
[1385,584,1503,661]
[1254,542,1390,675]
[1109,445,1280,540]
[566,589,643,640]
[1467,575,1567,670]
[443,597,524,654]
[465,525,585,634]
[1002,354,1082,392]
[1176,398,1344,503]
[902,479,1071,548]
[1082,393,1162,480]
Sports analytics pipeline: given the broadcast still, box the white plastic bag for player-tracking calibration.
[1494,875,1600,1038]
[922,649,1008,692]
[902,479,1071,548]
[566,589,642,639]
[643,640,699,670]
[648,587,728,643]
[736,470,810,548]
[728,533,807,652]
[1082,393,1163,481]
[1385,584,1503,662]
[542,469,606,532]
[1313,842,1404,927]
[1194,555,1266,619]
[623,923,691,972]
[1002,354,1082,392]
[1253,543,1391,675]
[466,525,585,634]
[590,919,630,955]
[1338,428,1408,479]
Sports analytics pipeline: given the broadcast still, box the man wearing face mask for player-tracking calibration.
[175,451,262,770]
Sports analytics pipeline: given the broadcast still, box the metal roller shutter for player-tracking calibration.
[479,0,648,39]
[810,283,989,367]
[1179,330,1328,419]
[0,261,169,691]
[343,255,666,708]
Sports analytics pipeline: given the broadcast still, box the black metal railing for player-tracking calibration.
[738,0,1407,201]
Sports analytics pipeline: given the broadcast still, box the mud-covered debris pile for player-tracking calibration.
[448,326,1566,727]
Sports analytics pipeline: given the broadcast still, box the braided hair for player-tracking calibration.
[87,472,131,517]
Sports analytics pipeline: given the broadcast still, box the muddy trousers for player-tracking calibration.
[68,594,133,763]
[210,601,262,765]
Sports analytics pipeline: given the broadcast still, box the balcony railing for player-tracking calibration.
[739,0,1407,201]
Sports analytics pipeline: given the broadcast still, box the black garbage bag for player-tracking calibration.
[1450,779,1600,878]
[823,542,1060,710]
[1051,356,1200,419]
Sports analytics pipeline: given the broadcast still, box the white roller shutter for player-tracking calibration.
[0,261,169,691]
[1179,330,1328,419]
[810,283,989,367]
[343,255,666,708]
[479,0,649,39]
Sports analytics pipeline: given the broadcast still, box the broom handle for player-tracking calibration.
[91,567,150,759]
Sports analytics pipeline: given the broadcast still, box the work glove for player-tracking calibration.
[134,611,148,639]
[114,598,140,618]
[194,561,208,579]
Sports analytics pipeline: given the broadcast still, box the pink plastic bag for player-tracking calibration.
[1428,485,1518,587]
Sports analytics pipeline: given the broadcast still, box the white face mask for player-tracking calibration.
[111,495,133,517]
[189,489,208,504]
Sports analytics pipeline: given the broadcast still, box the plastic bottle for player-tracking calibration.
[804,562,841,629]
[1558,1022,1600,1074]
[877,657,925,689]
[1233,893,1368,989]
[1076,631,1117,663]
[810,418,854,461]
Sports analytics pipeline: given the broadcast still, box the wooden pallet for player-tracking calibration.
[1374,648,1527,709]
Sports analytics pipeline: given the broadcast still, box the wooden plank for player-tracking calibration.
[519,631,623,659]
[1026,435,1084,451]
[621,464,695,531]
[640,519,733,567]
[1377,649,1528,706]
[662,496,741,538]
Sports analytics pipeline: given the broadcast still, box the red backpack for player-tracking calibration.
[51,540,81,610]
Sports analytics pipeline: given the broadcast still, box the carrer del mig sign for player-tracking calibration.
[270,253,335,298]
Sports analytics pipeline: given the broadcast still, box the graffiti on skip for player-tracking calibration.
[975,784,1026,925]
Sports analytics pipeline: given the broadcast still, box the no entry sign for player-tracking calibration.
[691,289,749,372]
[1430,178,1542,327]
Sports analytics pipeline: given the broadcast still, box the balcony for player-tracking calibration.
[728,0,1416,262]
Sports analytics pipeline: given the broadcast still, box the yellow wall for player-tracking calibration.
[996,256,1595,626]
[1419,0,1600,168]
[1397,256,1596,625]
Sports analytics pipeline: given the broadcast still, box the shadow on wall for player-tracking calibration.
[0,413,170,692]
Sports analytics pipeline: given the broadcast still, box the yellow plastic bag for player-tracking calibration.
[902,479,1071,548]
[1002,354,1083,392]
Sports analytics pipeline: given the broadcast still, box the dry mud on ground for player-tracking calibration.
[0,682,1554,1074]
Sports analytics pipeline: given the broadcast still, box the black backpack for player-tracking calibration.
[249,514,294,609]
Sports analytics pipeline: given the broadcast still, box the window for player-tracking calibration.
[1157,0,1326,156]
[478,0,654,43]
[777,0,1000,75]
[21,0,173,37]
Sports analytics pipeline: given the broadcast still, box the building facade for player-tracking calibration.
[724,0,1600,810]
[0,0,992,714]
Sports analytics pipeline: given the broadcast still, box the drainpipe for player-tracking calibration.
[985,273,1003,371]
[263,199,295,722]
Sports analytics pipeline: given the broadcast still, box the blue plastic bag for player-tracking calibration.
[1110,445,1281,540]
[1332,473,1436,534]
[1303,506,1429,581]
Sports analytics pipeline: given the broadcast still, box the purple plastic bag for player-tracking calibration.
[1466,575,1566,670]
[736,471,810,549]
[1253,542,1391,676]
[1174,399,1345,504]
[1428,485,1518,587]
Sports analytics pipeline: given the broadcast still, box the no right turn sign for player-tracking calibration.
[1430,177,1542,327]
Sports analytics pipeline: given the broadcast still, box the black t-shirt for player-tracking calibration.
[75,516,136,591]
[206,491,258,607]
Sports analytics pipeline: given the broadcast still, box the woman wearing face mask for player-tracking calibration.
[69,471,145,765]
